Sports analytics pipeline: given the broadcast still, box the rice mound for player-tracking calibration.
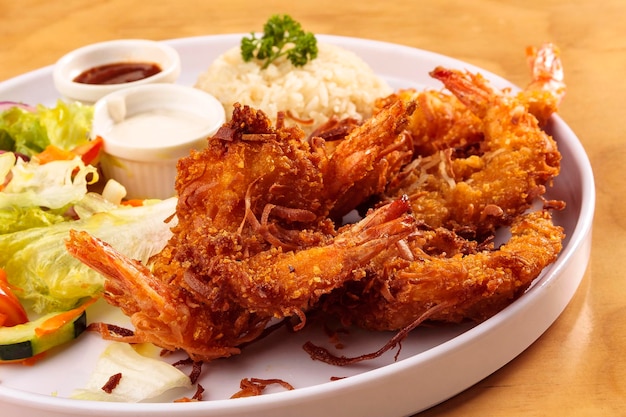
[195,43,392,132]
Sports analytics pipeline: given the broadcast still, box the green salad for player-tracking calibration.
[0,101,176,314]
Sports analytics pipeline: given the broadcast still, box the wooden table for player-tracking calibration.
[1,0,621,415]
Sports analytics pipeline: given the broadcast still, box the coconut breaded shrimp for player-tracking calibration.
[322,98,416,219]
[375,88,484,158]
[212,198,415,324]
[323,210,564,331]
[175,103,327,236]
[383,65,562,239]
[66,229,267,361]
[375,44,565,161]
[65,198,415,360]
[320,57,566,334]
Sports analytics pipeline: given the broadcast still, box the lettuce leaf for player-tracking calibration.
[0,153,100,234]
[0,198,177,313]
[0,100,93,156]
[0,205,67,235]
[0,106,48,155]
[71,342,191,402]
[37,100,94,151]
[2,155,98,209]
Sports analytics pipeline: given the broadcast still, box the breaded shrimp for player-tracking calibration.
[376,43,565,160]
[323,210,564,331]
[66,198,415,361]
[384,63,562,239]
[65,102,418,361]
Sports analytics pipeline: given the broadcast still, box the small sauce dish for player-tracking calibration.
[92,83,226,200]
[53,39,181,104]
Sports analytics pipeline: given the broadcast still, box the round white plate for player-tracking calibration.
[0,34,595,417]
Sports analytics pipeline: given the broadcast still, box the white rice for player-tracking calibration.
[194,43,392,132]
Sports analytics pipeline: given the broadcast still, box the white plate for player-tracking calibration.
[0,34,595,417]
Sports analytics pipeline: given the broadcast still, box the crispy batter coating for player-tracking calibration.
[382,66,561,240]
[66,44,568,364]
[323,99,416,218]
[375,88,484,158]
[374,43,564,159]
[322,210,564,330]
[320,46,567,334]
[66,103,417,361]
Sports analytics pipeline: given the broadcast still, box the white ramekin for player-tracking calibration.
[92,83,226,200]
[53,39,181,104]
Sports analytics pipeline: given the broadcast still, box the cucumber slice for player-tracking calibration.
[0,310,87,361]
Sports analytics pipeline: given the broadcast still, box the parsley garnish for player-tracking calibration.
[241,15,318,69]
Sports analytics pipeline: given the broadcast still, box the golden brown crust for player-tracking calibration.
[66,48,567,363]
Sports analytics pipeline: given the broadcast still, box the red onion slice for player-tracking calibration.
[0,101,36,112]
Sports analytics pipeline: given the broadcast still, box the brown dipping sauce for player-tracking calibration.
[73,62,162,85]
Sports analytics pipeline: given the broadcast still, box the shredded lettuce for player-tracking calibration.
[37,100,94,150]
[0,151,15,179]
[0,99,176,319]
[0,154,100,234]
[0,205,67,235]
[0,197,177,313]
[0,100,93,156]
[3,156,96,207]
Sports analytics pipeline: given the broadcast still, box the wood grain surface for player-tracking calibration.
[1,1,622,415]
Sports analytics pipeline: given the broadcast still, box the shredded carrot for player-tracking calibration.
[121,199,145,207]
[0,268,28,326]
[35,145,75,164]
[34,297,97,337]
[34,137,105,166]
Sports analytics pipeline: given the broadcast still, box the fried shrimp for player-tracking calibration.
[384,63,562,239]
[318,49,567,339]
[322,210,564,331]
[373,43,564,162]
[65,102,417,361]
[321,98,416,218]
[66,229,263,361]
[175,103,326,238]
[212,198,415,324]
[66,198,415,361]
[374,88,483,158]
[65,43,568,368]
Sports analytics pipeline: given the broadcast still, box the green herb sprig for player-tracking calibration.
[241,14,318,69]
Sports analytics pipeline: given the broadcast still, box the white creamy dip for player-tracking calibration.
[92,83,225,199]
[106,108,211,148]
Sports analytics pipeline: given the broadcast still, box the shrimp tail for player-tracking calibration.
[428,67,497,119]
[65,230,191,348]
[525,43,566,104]
[65,230,177,318]
[523,42,566,125]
